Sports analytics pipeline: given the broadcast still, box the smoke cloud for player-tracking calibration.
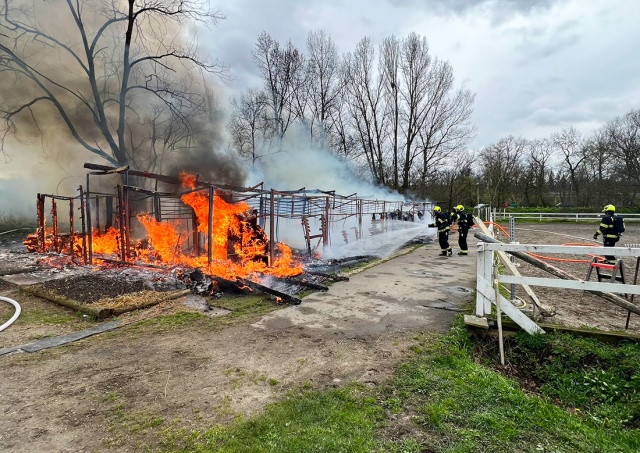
[245,125,433,258]
[248,124,399,199]
[0,0,245,214]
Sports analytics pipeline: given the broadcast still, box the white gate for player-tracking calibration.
[475,242,640,335]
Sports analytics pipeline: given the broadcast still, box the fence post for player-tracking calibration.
[509,216,516,302]
[475,242,494,317]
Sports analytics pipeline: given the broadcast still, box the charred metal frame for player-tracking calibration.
[26,192,82,258]
[34,163,433,266]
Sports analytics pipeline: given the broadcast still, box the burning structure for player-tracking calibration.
[22,163,433,308]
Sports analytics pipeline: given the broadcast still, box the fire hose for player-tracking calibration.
[0,296,21,332]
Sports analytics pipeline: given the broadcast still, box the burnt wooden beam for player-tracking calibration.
[238,277,302,304]
[35,194,77,200]
[212,274,301,304]
[83,163,261,194]
[284,277,329,291]
[85,163,184,185]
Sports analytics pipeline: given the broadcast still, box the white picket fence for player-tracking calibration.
[488,210,640,222]
[475,242,640,335]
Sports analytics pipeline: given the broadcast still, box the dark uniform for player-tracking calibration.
[428,207,452,256]
[451,205,472,255]
[594,205,623,264]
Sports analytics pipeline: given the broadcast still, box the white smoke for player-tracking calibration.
[247,125,399,200]
[246,125,435,258]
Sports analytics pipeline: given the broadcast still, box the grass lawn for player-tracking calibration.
[142,320,639,452]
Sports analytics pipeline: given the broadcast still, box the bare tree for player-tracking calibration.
[252,32,305,139]
[228,88,269,162]
[380,35,401,189]
[418,75,475,191]
[520,139,552,206]
[305,29,342,145]
[552,126,590,205]
[378,33,475,194]
[604,109,640,185]
[397,33,434,193]
[343,37,388,185]
[326,94,360,159]
[0,0,225,168]
[428,151,475,208]
[240,30,475,195]
[480,136,526,206]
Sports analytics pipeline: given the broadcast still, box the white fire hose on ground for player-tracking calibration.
[0,296,21,332]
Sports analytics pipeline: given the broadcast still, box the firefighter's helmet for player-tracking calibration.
[603,204,616,213]
[456,205,464,211]
[433,206,441,212]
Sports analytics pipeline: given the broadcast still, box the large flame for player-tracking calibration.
[76,172,303,281]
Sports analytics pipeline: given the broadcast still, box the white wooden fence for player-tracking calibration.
[475,242,640,335]
[488,210,640,222]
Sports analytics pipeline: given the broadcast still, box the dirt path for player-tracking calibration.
[0,244,476,452]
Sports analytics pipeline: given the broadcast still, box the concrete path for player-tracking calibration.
[254,242,477,338]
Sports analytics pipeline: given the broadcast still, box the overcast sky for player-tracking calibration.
[204,0,640,149]
[2,0,639,209]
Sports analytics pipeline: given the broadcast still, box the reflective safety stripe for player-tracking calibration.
[599,223,609,228]
[605,234,619,238]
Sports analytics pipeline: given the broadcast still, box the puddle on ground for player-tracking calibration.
[407,270,442,278]
[443,286,473,295]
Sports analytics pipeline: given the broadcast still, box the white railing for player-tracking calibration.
[475,242,640,335]
[491,210,640,222]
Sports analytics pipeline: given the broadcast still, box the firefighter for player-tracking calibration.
[451,205,473,256]
[428,206,452,256]
[593,204,624,264]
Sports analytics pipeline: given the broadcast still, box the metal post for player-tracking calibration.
[117,185,126,262]
[269,189,276,266]
[86,174,93,264]
[154,194,161,222]
[208,186,214,265]
[193,207,200,256]
[269,189,275,266]
[357,199,363,241]
[36,194,45,252]
[323,196,330,246]
[52,198,60,253]
[124,171,131,259]
[69,198,74,256]
[79,186,87,264]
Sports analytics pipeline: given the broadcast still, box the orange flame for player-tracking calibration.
[78,172,303,281]
[91,227,120,255]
